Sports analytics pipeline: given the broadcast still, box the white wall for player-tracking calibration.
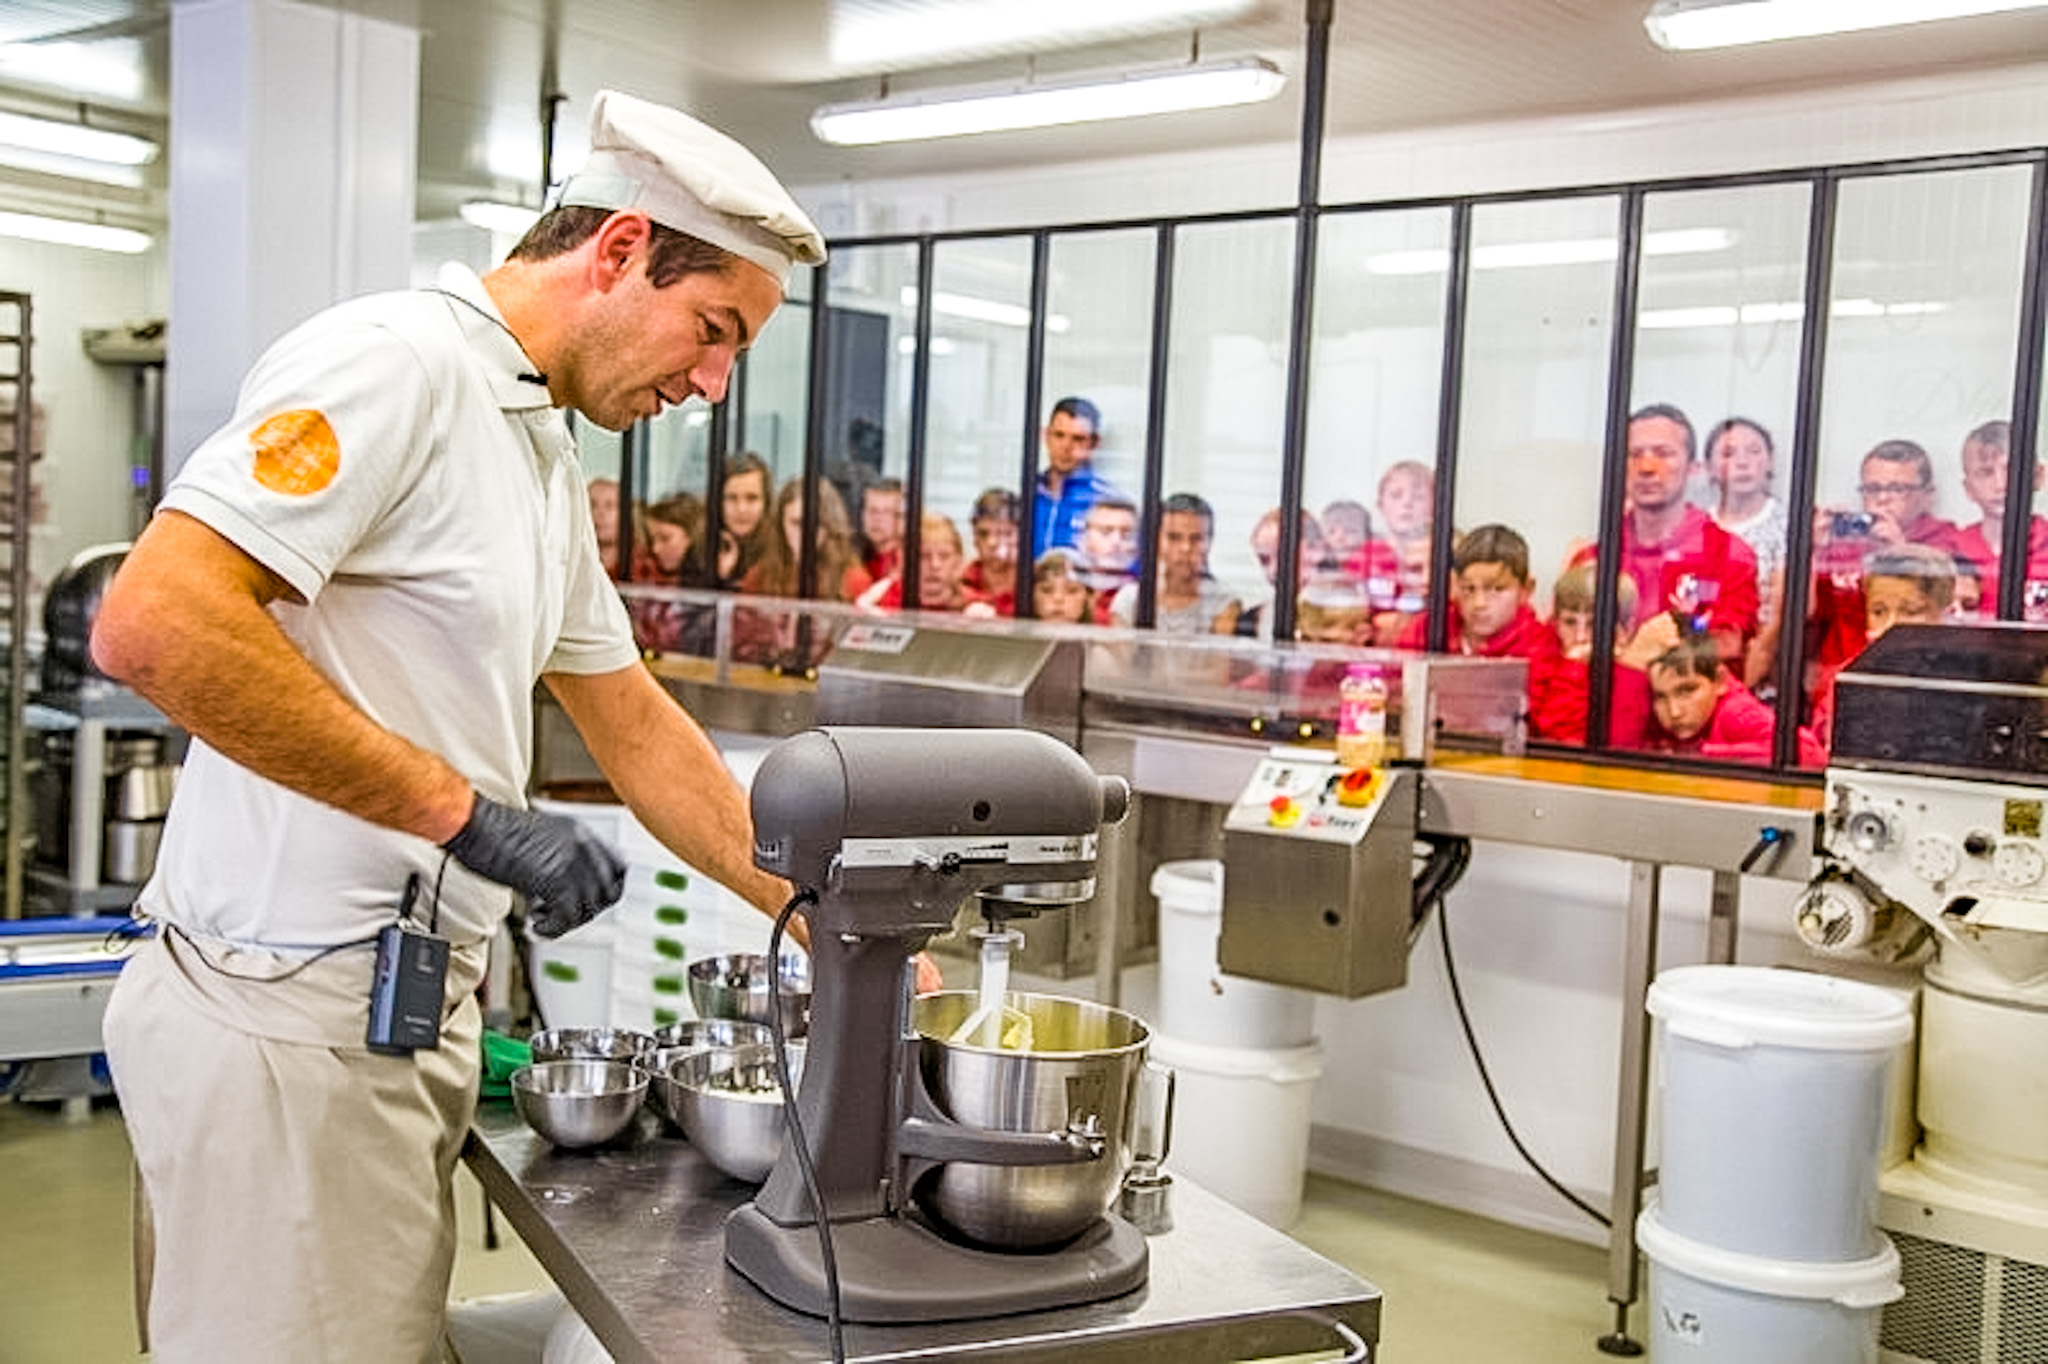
[0,238,169,604]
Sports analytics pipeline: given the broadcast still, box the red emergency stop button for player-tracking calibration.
[1268,794,1303,828]
[1336,767,1379,807]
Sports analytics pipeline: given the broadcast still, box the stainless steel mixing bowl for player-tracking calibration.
[650,1018,773,1053]
[685,954,812,1038]
[511,1059,648,1149]
[528,1026,656,1066]
[672,1042,804,1183]
[910,991,1149,1249]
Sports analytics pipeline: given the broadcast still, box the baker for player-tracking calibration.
[93,91,824,1362]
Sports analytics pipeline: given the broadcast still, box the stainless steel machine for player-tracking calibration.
[1795,623,2048,1361]
[726,726,1158,1324]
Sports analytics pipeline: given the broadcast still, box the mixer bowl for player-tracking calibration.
[910,991,1150,1249]
[686,954,812,1038]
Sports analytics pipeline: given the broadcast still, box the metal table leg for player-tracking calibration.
[1599,858,1662,1356]
[70,718,106,894]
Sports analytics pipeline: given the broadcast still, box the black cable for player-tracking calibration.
[1434,885,1612,1230]
[766,889,844,1363]
[163,921,381,984]
[1739,826,1793,876]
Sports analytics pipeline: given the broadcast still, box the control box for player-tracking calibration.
[1219,748,1417,998]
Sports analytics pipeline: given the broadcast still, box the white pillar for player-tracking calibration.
[165,0,419,473]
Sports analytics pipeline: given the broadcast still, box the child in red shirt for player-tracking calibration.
[1396,524,1553,659]
[1647,634,1824,765]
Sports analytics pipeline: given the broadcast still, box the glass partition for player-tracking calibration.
[1803,162,2037,762]
[1454,194,1620,748]
[1629,181,1814,765]
[1303,205,1454,647]
[922,235,1033,614]
[1036,228,1158,619]
[1145,216,1296,637]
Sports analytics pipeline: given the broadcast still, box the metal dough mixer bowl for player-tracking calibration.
[910,991,1149,1249]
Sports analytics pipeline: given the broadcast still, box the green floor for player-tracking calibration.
[0,1095,1616,1362]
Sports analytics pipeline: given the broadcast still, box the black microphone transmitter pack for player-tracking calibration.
[367,920,449,1055]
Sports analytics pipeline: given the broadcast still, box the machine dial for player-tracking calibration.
[1908,833,1961,884]
[1845,810,1893,854]
[1994,840,2047,888]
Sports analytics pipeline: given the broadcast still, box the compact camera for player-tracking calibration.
[1831,511,1877,538]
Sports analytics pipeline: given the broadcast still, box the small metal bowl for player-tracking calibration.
[649,1018,773,1054]
[511,1059,648,1149]
[639,1022,774,1131]
[685,954,812,1038]
[529,1027,656,1066]
[672,1043,805,1182]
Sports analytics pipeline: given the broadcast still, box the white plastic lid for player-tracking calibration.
[1150,859,1224,914]
[1647,965,1913,1053]
[1150,1031,1323,1083]
[1637,1201,1903,1308]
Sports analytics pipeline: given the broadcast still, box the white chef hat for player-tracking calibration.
[553,90,825,289]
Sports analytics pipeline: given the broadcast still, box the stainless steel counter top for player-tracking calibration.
[465,1103,1379,1363]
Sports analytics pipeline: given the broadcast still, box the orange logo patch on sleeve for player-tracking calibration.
[249,409,341,495]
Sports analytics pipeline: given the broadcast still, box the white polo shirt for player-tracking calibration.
[143,267,639,948]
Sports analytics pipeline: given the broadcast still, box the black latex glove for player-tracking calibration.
[443,793,626,939]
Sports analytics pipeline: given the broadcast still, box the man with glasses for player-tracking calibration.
[1809,438,1972,713]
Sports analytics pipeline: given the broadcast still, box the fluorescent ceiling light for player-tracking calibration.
[459,200,541,235]
[898,286,1070,332]
[813,56,1285,145]
[0,210,150,254]
[1644,0,2048,50]
[0,110,155,166]
[1636,297,1948,328]
[1366,228,1736,276]
[0,42,148,103]
[827,0,1258,69]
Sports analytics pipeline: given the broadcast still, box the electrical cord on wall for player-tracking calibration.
[766,889,846,1363]
[1428,848,1613,1231]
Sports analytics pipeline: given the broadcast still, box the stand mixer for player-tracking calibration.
[726,726,1153,1323]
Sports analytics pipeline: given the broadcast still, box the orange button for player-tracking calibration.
[1268,794,1302,828]
[1336,768,1379,807]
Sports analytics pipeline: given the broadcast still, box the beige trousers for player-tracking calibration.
[106,927,486,1364]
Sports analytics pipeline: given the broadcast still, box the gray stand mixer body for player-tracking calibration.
[725,727,1148,1323]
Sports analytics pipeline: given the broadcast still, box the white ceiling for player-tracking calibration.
[3,0,2048,228]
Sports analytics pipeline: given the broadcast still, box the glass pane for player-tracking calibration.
[1036,228,1157,623]
[741,265,813,471]
[574,419,630,580]
[725,243,916,602]
[921,235,1031,615]
[1136,217,1295,636]
[1302,206,1453,649]
[640,408,712,505]
[1629,181,1813,767]
[1805,163,2036,763]
[1454,195,1619,750]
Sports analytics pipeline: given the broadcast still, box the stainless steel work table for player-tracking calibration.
[465,1104,1380,1363]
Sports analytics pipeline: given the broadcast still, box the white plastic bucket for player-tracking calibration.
[1150,1032,1322,1229]
[1648,965,1913,1263]
[1151,860,1315,1050]
[1637,1201,1900,1364]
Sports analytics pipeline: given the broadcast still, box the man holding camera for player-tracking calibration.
[1809,438,1972,674]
